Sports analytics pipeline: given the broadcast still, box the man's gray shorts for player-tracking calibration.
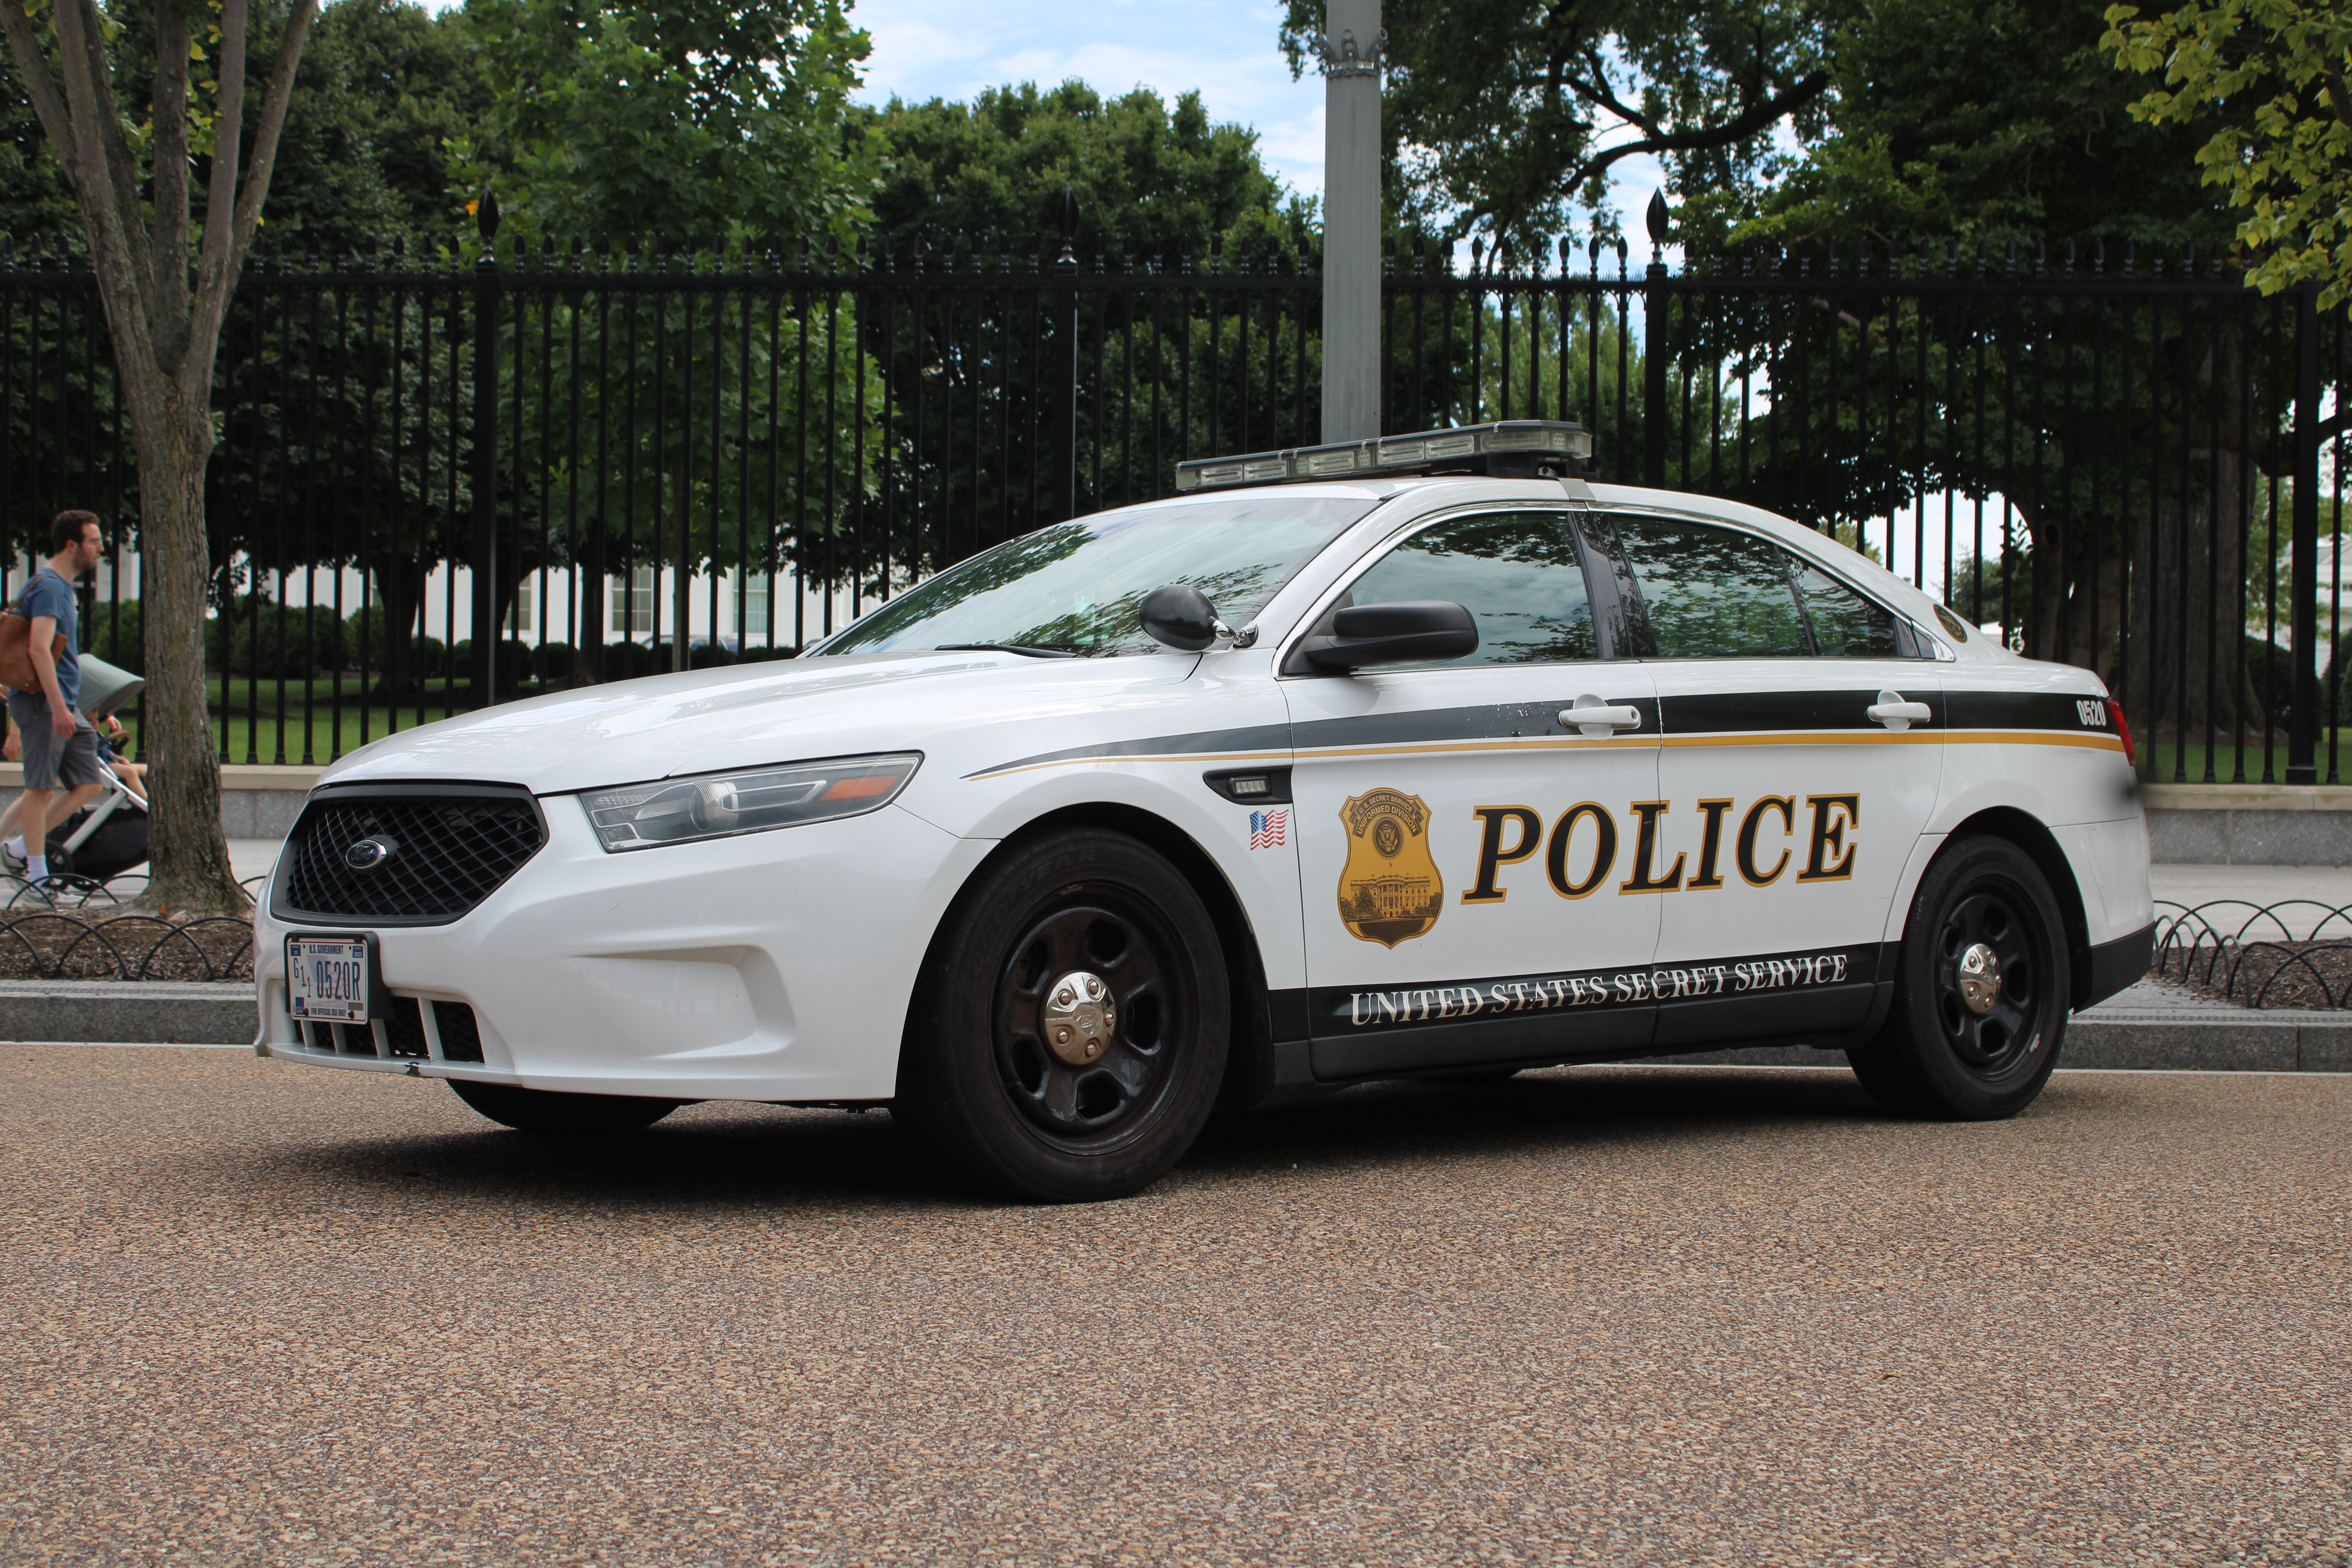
[6,691,105,792]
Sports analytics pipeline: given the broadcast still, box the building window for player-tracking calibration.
[505,592,534,636]
[611,567,654,635]
[741,575,769,636]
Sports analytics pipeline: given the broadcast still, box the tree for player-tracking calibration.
[1278,0,1840,246]
[258,0,490,246]
[3,0,321,913]
[1639,0,2274,740]
[0,36,73,241]
[2105,0,2352,310]
[1697,0,2238,250]
[451,0,877,249]
[5,0,491,254]
[864,82,1314,255]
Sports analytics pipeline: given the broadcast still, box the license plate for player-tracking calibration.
[286,935,373,1023]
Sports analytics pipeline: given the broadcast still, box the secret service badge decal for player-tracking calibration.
[1338,788,1443,947]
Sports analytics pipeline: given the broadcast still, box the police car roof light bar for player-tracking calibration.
[1172,420,1595,493]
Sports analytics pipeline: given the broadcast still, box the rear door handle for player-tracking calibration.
[1866,689,1933,731]
[1559,697,1643,739]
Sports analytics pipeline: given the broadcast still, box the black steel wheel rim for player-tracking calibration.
[991,884,1188,1148]
[1933,881,2046,1078]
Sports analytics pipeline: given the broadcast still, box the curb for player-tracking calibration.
[1639,1006,2352,1073]
[0,980,256,1045]
[2059,1009,2352,1072]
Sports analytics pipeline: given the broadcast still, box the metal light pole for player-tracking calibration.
[1318,0,1382,444]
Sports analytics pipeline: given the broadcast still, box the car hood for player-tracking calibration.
[314,649,1200,797]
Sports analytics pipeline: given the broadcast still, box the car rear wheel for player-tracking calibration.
[894,828,1230,1202]
[1849,835,2069,1120]
[447,1079,682,1134]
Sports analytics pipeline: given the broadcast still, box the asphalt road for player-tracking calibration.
[4,1045,2348,1567]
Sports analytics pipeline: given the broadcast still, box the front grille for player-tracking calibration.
[281,791,544,923]
[433,1002,485,1063]
[384,996,429,1058]
[293,996,481,1063]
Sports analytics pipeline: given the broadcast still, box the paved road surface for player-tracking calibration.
[4,1045,2347,1566]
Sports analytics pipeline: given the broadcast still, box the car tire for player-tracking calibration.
[446,1078,682,1135]
[1850,835,2070,1120]
[894,827,1230,1202]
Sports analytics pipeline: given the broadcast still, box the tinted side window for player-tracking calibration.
[1345,511,1597,666]
[1613,517,1809,658]
[1793,562,1903,657]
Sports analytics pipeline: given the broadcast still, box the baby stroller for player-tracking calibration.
[36,654,149,883]
[46,766,148,882]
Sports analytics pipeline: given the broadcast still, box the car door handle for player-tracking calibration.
[1559,699,1643,739]
[1866,690,1933,731]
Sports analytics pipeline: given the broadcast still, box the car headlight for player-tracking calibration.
[580,753,922,852]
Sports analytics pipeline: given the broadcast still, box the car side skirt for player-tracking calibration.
[2078,922,2157,1011]
[1267,940,1904,1083]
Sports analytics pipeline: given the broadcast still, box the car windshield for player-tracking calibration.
[817,494,1379,657]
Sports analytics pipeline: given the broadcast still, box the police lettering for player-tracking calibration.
[1455,792,1854,904]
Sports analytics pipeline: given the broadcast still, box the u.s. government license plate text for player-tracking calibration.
[287,936,372,1023]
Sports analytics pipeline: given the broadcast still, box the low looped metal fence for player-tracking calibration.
[0,873,268,982]
[2151,899,2352,1011]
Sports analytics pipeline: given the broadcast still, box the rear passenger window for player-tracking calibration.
[1612,517,1810,658]
[1793,562,1902,657]
[1344,511,1597,666]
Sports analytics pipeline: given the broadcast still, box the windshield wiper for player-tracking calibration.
[933,642,1083,659]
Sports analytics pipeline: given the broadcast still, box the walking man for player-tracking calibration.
[4,511,107,887]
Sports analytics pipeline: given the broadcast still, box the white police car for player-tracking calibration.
[256,422,2153,1200]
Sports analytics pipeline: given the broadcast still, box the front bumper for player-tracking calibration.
[256,796,980,1101]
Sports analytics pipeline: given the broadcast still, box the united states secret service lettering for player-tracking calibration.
[1344,950,1854,1028]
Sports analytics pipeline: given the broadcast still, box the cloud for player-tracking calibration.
[852,0,1327,198]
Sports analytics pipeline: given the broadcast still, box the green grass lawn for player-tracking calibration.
[103,677,573,765]
[2140,733,2352,785]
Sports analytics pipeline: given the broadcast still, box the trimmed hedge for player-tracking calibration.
[206,600,346,680]
[87,598,143,675]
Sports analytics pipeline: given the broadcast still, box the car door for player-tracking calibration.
[1284,506,1663,1079]
[1601,512,1944,1051]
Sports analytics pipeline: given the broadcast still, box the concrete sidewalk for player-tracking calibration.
[2151,864,2352,937]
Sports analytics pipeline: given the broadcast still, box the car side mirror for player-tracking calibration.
[1297,600,1478,672]
[1139,583,1228,652]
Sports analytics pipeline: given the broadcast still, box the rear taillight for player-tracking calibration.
[2107,698,2135,766]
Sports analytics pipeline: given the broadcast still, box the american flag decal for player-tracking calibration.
[1248,808,1290,850]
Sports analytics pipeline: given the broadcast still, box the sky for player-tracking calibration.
[848,0,1670,245]
[411,0,1669,246]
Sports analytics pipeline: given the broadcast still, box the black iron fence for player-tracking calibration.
[3,218,2346,784]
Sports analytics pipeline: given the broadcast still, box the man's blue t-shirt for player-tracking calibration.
[15,567,80,708]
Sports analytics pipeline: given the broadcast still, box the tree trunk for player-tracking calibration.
[489,568,525,702]
[137,397,247,914]
[2124,450,2267,752]
[371,557,428,702]
[576,569,606,685]
[2020,505,2127,689]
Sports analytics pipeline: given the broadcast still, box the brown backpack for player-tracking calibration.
[0,580,68,695]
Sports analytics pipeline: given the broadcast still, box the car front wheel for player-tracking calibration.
[894,828,1230,1202]
[1849,835,2070,1120]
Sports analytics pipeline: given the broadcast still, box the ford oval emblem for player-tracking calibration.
[345,836,398,871]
